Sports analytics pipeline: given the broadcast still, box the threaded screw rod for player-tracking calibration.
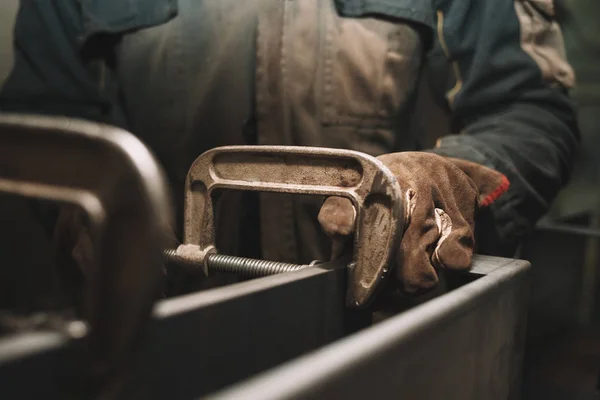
[207,254,308,277]
[163,250,312,277]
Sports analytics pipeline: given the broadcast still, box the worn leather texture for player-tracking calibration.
[319,152,509,293]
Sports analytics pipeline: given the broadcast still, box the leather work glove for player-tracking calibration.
[318,152,509,294]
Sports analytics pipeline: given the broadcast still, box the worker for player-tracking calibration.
[0,0,578,301]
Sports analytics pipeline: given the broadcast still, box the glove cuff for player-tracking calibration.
[427,151,510,208]
[480,174,510,207]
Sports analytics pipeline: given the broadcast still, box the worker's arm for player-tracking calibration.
[429,0,579,247]
[319,0,578,298]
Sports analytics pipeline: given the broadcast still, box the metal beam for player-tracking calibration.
[125,260,353,399]
[0,256,530,400]
[0,260,351,399]
[208,256,531,400]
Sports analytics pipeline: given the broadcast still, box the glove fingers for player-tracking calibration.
[317,196,356,238]
[431,208,474,270]
[318,196,356,260]
[397,202,441,293]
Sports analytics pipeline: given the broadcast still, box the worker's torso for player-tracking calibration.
[2,0,452,265]
[110,0,445,263]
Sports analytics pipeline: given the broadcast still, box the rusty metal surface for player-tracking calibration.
[0,113,174,397]
[179,145,404,308]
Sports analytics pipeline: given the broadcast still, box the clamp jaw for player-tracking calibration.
[172,146,404,308]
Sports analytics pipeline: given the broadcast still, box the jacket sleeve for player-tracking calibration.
[429,0,579,245]
[0,0,176,125]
